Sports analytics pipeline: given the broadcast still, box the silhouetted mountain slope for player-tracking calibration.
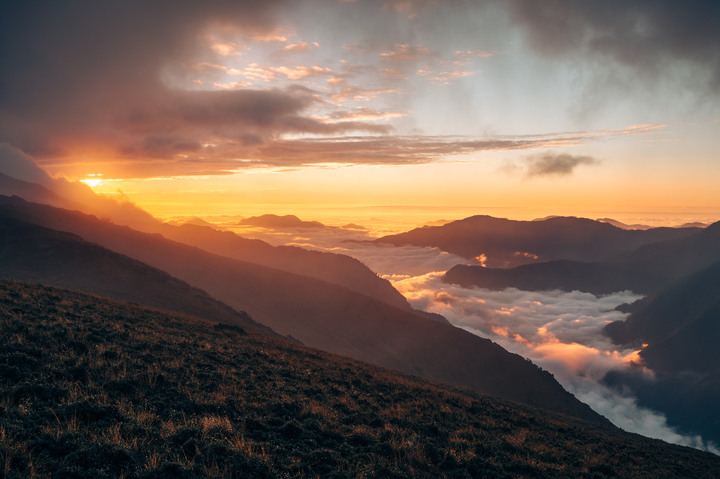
[377,215,699,268]
[3,281,719,478]
[156,222,412,312]
[0,196,601,420]
[444,219,720,295]
[0,172,67,207]
[0,214,271,335]
[601,261,720,445]
[604,260,720,374]
[0,173,410,311]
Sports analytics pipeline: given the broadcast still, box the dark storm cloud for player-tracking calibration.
[507,0,720,95]
[0,0,356,159]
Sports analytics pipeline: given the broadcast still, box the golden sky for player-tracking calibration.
[2,1,719,225]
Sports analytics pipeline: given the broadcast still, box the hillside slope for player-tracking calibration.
[0,214,271,336]
[0,172,411,311]
[2,281,719,478]
[0,196,600,420]
[601,261,720,444]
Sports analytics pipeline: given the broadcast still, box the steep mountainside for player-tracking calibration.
[444,220,720,295]
[601,261,720,444]
[0,172,410,311]
[0,197,600,419]
[0,214,271,336]
[377,215,699,268]
[3,281,719,478]
[155,222,411,311]
[604,260,720,374]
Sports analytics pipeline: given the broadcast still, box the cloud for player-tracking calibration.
[391,273,719,451]
[253,134,583,169]
[504,152,600,178]
[0,144,55,187]
[224,221,471,278]
[525,152,600,177]
[507,0,720,100]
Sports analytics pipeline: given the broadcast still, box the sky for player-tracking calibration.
[1,0,719,224]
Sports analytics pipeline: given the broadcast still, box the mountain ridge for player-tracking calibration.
[0,195,601,420]
[377,214,700,268]
[443,219,720,295]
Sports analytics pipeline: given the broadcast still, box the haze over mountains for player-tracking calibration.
[0,191,600,421]
[0,214,271,336]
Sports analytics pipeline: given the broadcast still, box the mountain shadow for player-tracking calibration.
[0,195,601,421]
[3,280,720,477]
[602,260,720,444]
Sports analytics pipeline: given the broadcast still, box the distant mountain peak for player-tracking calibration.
[239,214,326,229]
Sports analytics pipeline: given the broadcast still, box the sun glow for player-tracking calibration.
[80,174,104,189]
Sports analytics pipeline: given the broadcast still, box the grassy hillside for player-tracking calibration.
[0,215,273,336]
[2,281,719,478]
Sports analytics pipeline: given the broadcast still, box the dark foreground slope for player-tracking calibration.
[2,282,719,478]
[0,196,600,420]
[0,215,272,336]
[445,220,720,295]
[377,215,698,268]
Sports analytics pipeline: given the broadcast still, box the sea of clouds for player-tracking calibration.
[215,220,719,453]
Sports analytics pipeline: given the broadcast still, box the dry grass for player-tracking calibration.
[1,280,719,478]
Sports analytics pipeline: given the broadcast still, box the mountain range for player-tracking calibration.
[377,215,699,268]
[3,154,720,457]
[0,194,599,421]
[601,260,720,444]
[443,219,720,295]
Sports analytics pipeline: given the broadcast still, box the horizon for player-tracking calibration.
[2,0,720,463]
[1,1,718,222]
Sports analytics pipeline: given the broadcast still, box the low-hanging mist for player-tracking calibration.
[393,272,719,453]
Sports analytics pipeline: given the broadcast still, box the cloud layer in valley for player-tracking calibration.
[393,272,719,452]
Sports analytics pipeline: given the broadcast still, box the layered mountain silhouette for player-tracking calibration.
[0,214,272,336]
[153,221,411,312]
[0,195,601,420]
[602,261,720,444]
[0,171,410,311]
[444,220,720,295]
[377,215,698,268]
